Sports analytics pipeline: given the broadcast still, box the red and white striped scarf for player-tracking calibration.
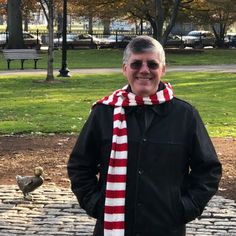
[96,83,174,236]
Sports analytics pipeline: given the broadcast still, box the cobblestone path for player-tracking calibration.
[0,184,235,236]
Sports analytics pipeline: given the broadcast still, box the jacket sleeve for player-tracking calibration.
[67,106,103,218]
[182,108,222,223]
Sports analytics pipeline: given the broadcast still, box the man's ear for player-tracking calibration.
[122,63,127,76]
[161,65,166,76]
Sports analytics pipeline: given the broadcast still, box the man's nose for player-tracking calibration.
[139,63,150,72]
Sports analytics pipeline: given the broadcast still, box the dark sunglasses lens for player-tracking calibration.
[130,61,142,69]
[148,61,159,69]
[130,61,159,70]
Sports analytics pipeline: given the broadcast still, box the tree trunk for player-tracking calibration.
[162,0,181,46]
[135,20,138,35]
[88,15,93,35]
[0,16,4,25]
[24,18,29,32]
[7,0,24,49]
[149,0,181,45]
[57,12,63,35]
[46,0,54,82]
[154,0,164,42]
[212,22,227,48]
[102,18,110,35]
[149,18,158,40]
[140,18,143,35]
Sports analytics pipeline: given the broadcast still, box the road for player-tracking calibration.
[1,64,236,76]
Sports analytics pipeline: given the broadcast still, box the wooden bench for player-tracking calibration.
[2,49,42,70]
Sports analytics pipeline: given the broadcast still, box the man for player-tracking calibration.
[67,36,222,236]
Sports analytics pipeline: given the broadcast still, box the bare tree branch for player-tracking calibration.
[38,0,49,22]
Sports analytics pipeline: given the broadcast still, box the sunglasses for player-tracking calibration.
[130,60,160,70]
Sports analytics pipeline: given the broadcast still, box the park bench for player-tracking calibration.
[2,49,42,70]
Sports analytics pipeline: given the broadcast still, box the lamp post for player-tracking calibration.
[58,0,71,77]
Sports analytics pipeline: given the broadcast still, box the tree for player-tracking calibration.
[72,0,193,45]
[0,0,7,15]
[190,0,236,47]
[7,0,24,49]
[21,0,40,31]
[38,0,54,82]
[121,0,195,45]
[71,0,128,35]
[0,0,7,24]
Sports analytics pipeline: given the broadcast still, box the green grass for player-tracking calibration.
[0,72,235,137]
[166,72,236,138]
[0,49,124,70]
[165,48,236,65]
[0,48,236,70]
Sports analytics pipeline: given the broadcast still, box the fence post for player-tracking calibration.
[36,29,39,45]
[6,30,8,44]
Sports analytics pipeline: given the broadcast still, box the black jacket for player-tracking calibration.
[67,96,222,236]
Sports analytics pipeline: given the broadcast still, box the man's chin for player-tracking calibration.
[134,88,153,97]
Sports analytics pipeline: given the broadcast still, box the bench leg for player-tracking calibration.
[34,59,39,69]
[21,59,25,70]
[7,60,11,70]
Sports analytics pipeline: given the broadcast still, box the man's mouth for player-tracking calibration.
[136,76,153,80]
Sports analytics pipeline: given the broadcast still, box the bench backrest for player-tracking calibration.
[2,49,40,60]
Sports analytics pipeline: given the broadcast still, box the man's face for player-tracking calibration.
[123,52,166,97]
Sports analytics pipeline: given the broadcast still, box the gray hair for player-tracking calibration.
[123,35,166,66]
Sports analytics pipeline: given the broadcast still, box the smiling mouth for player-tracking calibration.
[136,76,153,80]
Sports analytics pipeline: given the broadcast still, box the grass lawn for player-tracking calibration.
[0,72,235,137]
[0,48,236,70]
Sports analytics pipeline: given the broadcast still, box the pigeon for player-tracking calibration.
[16,166,44,200]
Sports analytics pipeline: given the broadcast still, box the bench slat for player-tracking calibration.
[3,49,37,52]
[4,55,40,59]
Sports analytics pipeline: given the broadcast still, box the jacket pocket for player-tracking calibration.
[92,183,106,220]
[83,191,102,218]
[171,187,185,226]
[181,194,201,224]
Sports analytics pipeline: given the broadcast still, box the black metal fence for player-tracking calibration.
[0,29,149,45]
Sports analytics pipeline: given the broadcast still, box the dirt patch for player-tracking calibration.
[0,135,235,201]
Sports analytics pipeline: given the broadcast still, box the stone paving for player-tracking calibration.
[0,184,235,236]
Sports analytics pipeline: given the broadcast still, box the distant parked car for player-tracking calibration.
[0,33,5,47]
[106,35,134,48]
[54,33,108,49]
[224,33,236,48]
[0,32,41,49]
[165,34,184,48]
[182,30,215,49]
[53,33,77,48]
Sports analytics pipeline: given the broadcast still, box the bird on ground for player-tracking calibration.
[16,166,44,200]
